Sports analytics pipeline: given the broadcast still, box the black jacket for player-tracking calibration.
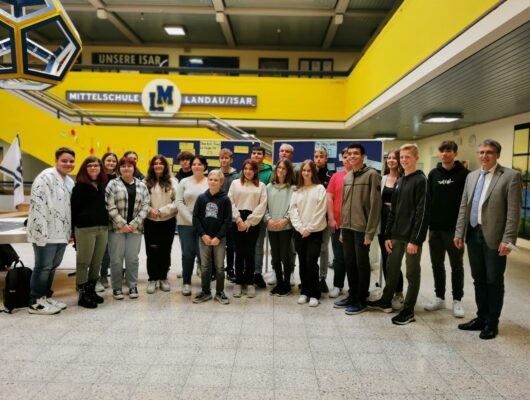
[192,189,232,239]
[317,166,332,189]
[71,182,109,228]
[385,170,429,245]
[175,169,193,182]
[428,161,469,232]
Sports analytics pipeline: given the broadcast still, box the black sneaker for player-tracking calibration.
[193,291,212,304]
[333,297,353,309]
[254,273,266,289]
[392,309,415,325]
[270,286,280,296]
[129,287,139,299]
[320,278,329,293]
[366,299,392,313]
[215,291,230,305]
[276,286,291,297]
[113,289,124,300]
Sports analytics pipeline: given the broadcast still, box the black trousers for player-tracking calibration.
[428,229,464,301]
[268,229,294,289]
[295,230,323,299]
[342,229,371,305]
[233,210,260,285]
[378,204,403,292]
[144,218,176,281]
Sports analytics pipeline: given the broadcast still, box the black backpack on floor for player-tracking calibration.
[3,260,32,313]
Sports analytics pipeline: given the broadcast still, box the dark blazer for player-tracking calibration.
[455,164,522,249]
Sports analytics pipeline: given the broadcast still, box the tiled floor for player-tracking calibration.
[1,240,529,400]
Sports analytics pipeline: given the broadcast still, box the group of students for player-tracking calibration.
[24,138,520,339]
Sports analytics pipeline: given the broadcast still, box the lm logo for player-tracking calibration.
[142,79,181,117]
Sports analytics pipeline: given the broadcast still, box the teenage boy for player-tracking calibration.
[219,148,238,281]
[326,147,352,298]
[425,141,469,317]
[334,143,381,315]
[192,169,232,304]
[175,151,194,181]
[368,144,429,325]
[314,147,332,293]
[27,147,76,315]
[250,146,273,288]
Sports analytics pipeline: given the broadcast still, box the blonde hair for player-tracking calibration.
[219,148,233,158]
[314,147,328,157]
[400,143,418,156]
[208,169,225,183]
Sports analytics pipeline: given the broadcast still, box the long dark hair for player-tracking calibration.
[102,152,118,175]
[145,155,172,191]
[296,159,320,189]
[383,148,404,176]
[271,159,296,185]
[240,159,259,187]
[76,156,107,188]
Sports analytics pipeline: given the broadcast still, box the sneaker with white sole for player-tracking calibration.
[452,300,465,318]
[113,289,124,300]
[247,285,256,298]
[146,281,157,294]
[308,297,320,307]
[182,284,191,296]
[95,281,105,293]
[329,287,342,298]
[424,297,445,311]
[129,287,139,299]
[391,293,404,311]
[193,291,212,304]
[159,280,170,292]
[267,274,277,286]
[297,295,308,304]
[392,309,415,325]
[46,297,67,310]
[28,297,61,315]
[215,291,230,305]
[233,284,242,298]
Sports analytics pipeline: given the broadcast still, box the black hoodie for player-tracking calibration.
[428,160,469,232]
[385,170,429,245]
[192,189,232,239]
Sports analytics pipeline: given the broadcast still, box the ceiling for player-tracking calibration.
[47,0,398,51]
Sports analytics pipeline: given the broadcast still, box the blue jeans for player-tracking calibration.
[108,232,142,290]
[466,225,506,326]
[331,230,345,289]
[30,243,67,304]
[178,225,199,285]
[254,220,267,274]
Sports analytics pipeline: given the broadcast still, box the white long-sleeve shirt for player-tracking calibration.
[289,184,327,234]
[176,176,208,226]
[228,179,267,226]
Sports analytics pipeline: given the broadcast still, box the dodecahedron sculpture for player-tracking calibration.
[0,0,82,90]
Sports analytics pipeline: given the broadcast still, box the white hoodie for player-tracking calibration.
[27,167,74,246]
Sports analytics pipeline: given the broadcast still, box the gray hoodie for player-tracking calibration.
[264,183,295,231]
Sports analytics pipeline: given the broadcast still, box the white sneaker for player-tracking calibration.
[391,294,404,311]
[247,285,256,298]
[233,284,242,298]
[424,297,445,311]
[28,297,61,315]
[146,281,157,294]
[159,280,170,292]
[329,287,342,298]
[267,274,277,286]
[308,297,320,307]
[452,300,465,318]
[182,284,191,296]
[95,281,105,293]
[297,295,308,304]
[46,297,67,310]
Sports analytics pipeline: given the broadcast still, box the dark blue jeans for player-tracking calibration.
[466,225,506,326]
[342,229,371,305]
[178,225,199,285]
[30,243,67,304]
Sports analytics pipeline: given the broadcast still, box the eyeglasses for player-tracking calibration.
[87,164,100,168]
[477,151,497,156]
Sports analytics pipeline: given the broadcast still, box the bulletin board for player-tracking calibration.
[157,139,260,173]
[272,139,384,172]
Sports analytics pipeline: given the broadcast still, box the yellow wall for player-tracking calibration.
[345,0,500,119]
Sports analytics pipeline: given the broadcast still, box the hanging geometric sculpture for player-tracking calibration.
[0,0,82,90]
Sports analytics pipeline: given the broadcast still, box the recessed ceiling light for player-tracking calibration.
[374,133,397,141]
[96,8,108,20]
[164,26,186,36]
[422,112,463,123]
[189,58,203,65]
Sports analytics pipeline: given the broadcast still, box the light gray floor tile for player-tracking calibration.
[230,367,274,389]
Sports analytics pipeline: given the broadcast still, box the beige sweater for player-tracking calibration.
[289,184,327,234]
[228,179,267,226]
[176,176,209,226]
[146,177,178,221]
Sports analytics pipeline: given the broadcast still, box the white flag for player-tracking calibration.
[0,135,24,207]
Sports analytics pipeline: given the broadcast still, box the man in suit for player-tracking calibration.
[454,139,522,340]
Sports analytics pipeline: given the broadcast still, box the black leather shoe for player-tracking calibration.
[458,318,485,331]
[479,325,498,340]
